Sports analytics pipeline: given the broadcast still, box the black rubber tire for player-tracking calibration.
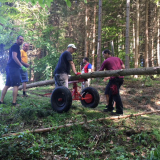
[81,87,100,108]
[51,86,72,113]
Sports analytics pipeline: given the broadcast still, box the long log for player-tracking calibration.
[2,110,160,137]
[18,79,55,90]
[18,67,160,90]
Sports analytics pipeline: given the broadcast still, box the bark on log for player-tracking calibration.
[2,110,160,137]
[18,79,55,90]
[18,67,160,90]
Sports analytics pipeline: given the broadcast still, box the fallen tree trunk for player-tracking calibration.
[2,110,160,137]
[18,79,55,90]
[18,67,160,90]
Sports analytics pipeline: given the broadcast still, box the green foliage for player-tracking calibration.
[33,46,60,80]
[65,0,72,7]
[21,0,87,7]
[153,130,160,142]
[154,0,160,3]
[131,132,151,145]
[102,0,126,57]
[0,124,8,137]
[0,6,20,49]
[147,145,160,160]
[16,107,54,122]
[118,50,125,62]
[1,80,160,159]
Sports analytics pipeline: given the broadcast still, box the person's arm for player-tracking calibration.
[99,61,105,71]
[12,52,23,67]
[103,77,110,82]
[80,62,84,71]
[69,61,77,75]
[88,64,92,73]
[88,69,92,73]
[122,64,125,69]
[119,58,125,69]
[21,61,30,68]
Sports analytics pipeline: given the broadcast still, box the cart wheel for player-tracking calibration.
[51,86,72,113]
[81,87,99,108]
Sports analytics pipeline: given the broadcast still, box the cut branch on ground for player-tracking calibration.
[3,110,160,137]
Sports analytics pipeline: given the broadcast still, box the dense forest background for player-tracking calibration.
[0,0,160,81]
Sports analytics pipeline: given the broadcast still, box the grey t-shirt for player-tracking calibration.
[54,51,72,75]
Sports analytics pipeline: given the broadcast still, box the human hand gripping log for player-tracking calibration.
[76,72,81,75]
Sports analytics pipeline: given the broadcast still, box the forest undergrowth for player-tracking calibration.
[0,76,160,160]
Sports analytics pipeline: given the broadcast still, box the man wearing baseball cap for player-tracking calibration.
[54,44,78,88]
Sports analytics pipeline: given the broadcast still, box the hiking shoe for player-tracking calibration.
[22,94,28,97]
[111,112,123,116]
[104,105,115,110]
[12,103,21,107]
[103,105,114,112]
[0,101,5,104]
[103,108,113,112]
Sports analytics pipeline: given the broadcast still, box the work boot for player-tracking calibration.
[22,94,28,97]
[0,101,5,104]
[103,105,114,112]
[12,103,21,107]
[111,111,123,116]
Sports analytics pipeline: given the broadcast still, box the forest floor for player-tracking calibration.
[0,76,160,159]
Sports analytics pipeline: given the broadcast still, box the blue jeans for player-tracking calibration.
[20,68,28,83]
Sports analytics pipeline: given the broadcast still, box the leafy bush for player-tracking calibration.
[34,48,60,80]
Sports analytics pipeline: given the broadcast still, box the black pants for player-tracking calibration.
[107,78,124,114]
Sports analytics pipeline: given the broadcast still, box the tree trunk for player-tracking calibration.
[151,4,157,67]
[148,0,152,67]
[110,40,115,56]
[92,1,97,71]
[96,0,102,70]
[151,37,154,67]
[135,0,139,68]
[18,67,160,89]
[132,22,135,63]
[145,0,149,67]
[85,0,90,57]
[157,2,160,66]
[125,0,130,69]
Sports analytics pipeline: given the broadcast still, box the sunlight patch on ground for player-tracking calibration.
[155,101,160,105]
[120,90,125,94]
[141,115,149,118]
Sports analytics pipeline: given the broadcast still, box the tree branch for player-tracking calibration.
[2,110,160,137]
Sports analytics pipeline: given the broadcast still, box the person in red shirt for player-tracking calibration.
[81,57,92,90]
[99,49,125,116]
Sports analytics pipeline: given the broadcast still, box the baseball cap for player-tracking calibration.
[67,44,77,49]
